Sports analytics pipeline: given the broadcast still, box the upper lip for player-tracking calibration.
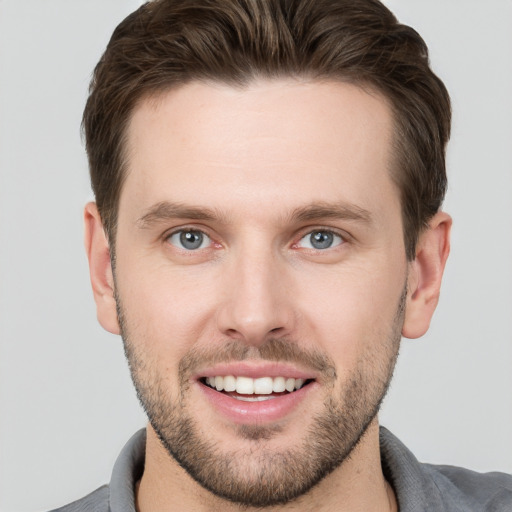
[192,361,318,381]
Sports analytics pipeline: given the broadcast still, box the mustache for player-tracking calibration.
[178,338,337,384]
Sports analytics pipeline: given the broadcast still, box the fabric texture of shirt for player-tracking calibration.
[50,427,512,511]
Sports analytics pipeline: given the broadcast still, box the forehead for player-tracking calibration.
[121,79,399,224]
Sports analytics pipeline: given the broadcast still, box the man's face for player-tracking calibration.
[112,79,409,506]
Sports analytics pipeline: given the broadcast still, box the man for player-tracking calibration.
[53,0,512,510]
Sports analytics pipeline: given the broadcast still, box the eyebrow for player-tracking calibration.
[290,202,373,224]
[137,201,220,228]
[136,200,373,229]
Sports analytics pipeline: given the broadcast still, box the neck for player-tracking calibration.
[136,419,397,512]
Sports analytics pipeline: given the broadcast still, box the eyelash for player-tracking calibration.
[295,228,345,251]
[164,227,215,251]
[164,226,347,253]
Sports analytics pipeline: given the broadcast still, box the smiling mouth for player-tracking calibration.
[201,375,314,401]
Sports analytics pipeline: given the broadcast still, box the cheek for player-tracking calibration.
[296,261,405,368]
[115,259,221,365]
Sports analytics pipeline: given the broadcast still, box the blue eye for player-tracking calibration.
[298,230,343,250]
[168,230,211,250]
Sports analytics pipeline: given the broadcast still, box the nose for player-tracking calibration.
[216,243,295,346]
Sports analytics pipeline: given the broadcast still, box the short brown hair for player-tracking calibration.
[83,0,451,260]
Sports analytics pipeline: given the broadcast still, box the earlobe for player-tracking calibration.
[84,202,120,335]
[402,211,452,339]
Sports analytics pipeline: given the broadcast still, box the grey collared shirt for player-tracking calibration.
[50,427,512,511]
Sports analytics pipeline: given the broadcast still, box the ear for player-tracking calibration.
[84,202,120,335]
[402,211,452,339]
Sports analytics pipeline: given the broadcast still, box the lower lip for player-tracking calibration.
[197,381,317,424]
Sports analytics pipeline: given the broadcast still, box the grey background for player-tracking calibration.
[0,1,511,511]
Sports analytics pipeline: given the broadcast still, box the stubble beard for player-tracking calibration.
[117,288,405,508]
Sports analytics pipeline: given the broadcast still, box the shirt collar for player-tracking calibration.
[109,429,145,512]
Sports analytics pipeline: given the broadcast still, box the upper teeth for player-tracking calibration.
[205,376,306,394]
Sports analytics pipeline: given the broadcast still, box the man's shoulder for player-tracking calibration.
[48,429,145,512]
[49,485,110,512]
[424,463,512,511]
[380,427,512,511]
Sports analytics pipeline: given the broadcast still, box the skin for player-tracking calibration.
[85,79,451,511]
